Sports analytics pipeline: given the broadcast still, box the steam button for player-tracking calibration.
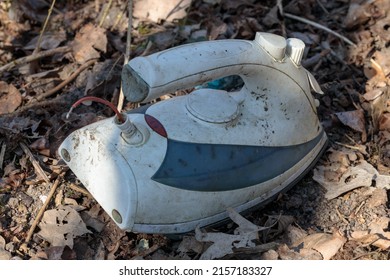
[255,32,286,61]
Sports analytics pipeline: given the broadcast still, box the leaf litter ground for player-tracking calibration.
[0,0,389,260]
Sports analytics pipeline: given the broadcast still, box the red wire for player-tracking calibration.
[70,96,125,123]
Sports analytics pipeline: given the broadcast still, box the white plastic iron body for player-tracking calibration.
[59,32,327,234]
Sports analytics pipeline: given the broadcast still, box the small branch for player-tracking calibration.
[34,0,57,54]
[125,0,133,64]
[5,98,67,117]
[25,176,62,243]
[117,0,133,111]
[0,46,72,74]
[99,0,113,27]
[0,141,6,171]
[5,60,96,116]
[36,59,96,101]
[316,0,329,14]
[276,0,286,38]
[40,0,63,14]
[20,142,50,183]
[284,12,356,47]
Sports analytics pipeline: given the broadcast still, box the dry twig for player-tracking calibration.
[19,142,50,183]
[34,0,57,54]
[5,98,68,117]
[0,141,6,170]
[283,12,356,46]
[0,46,72,74]
[6,60,96,116]
[99,0,113,27]
[25,176,62,243]
[36,59,97,101]
[117,0,133,111]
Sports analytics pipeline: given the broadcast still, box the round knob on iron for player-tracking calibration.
[255,32,286,61]
[286,38,305,66]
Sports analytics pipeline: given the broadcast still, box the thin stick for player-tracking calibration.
[276,0,286,38]
[5,98,67,117]
[25,176,62,243]
[316,0,329,14]
[117,0,133,111]
[40,0,63,14]
[36,59,96,101]
[99,0,113,27]
[34,0,57,54]
[7,60,95,116]
[20,142,50,183]
[0,141,6,170]
[284,12,356,46]
[0,46,71,74]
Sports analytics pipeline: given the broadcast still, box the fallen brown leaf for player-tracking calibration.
[195,208,270,260]
[367,188,388,208]
[351,218,390,250]
[313,156,390,199]
[313,161,373,199]
[24,31,66,50]
[344,2,373,30]
[133,0,191,24]
[335,109,367,142]
[37,205,91,248]
[0,82,22,115]
[71,24,107,64]
[379,112,390,131]
[292,231,346,260]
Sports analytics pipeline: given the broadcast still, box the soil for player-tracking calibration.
[0,0,389,260]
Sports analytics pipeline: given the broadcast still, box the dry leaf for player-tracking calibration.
[195,208,270,260]
[0,235,5,249]
[285,225,308,246]
[29,137,49,152]
[293,231,346,260]
[0,249,12,260]
[37,205,91,248]
[313,161,373,199]
[24,31,66,50]
[351,218,390,250]
[335,109,366,141]
[261,249,279,260]
[71,24,107,64]
[177,236,204,255]
[372,49,390,78]
[133,0,191,24]
[379,113,390,131]
[344,2,372,30]
[313,159,390,199]
[363,88,384,101]
[79,211,106,233]
[367,188,388,208]
[0,82,22,115]
[46,246,67,260]
[277,244,322,260]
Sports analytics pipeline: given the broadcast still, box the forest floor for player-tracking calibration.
[0,0,389,260]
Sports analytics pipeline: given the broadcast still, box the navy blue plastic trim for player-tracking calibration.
[152,131,325,191]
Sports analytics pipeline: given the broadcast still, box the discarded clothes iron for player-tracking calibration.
[59,32,327,234]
